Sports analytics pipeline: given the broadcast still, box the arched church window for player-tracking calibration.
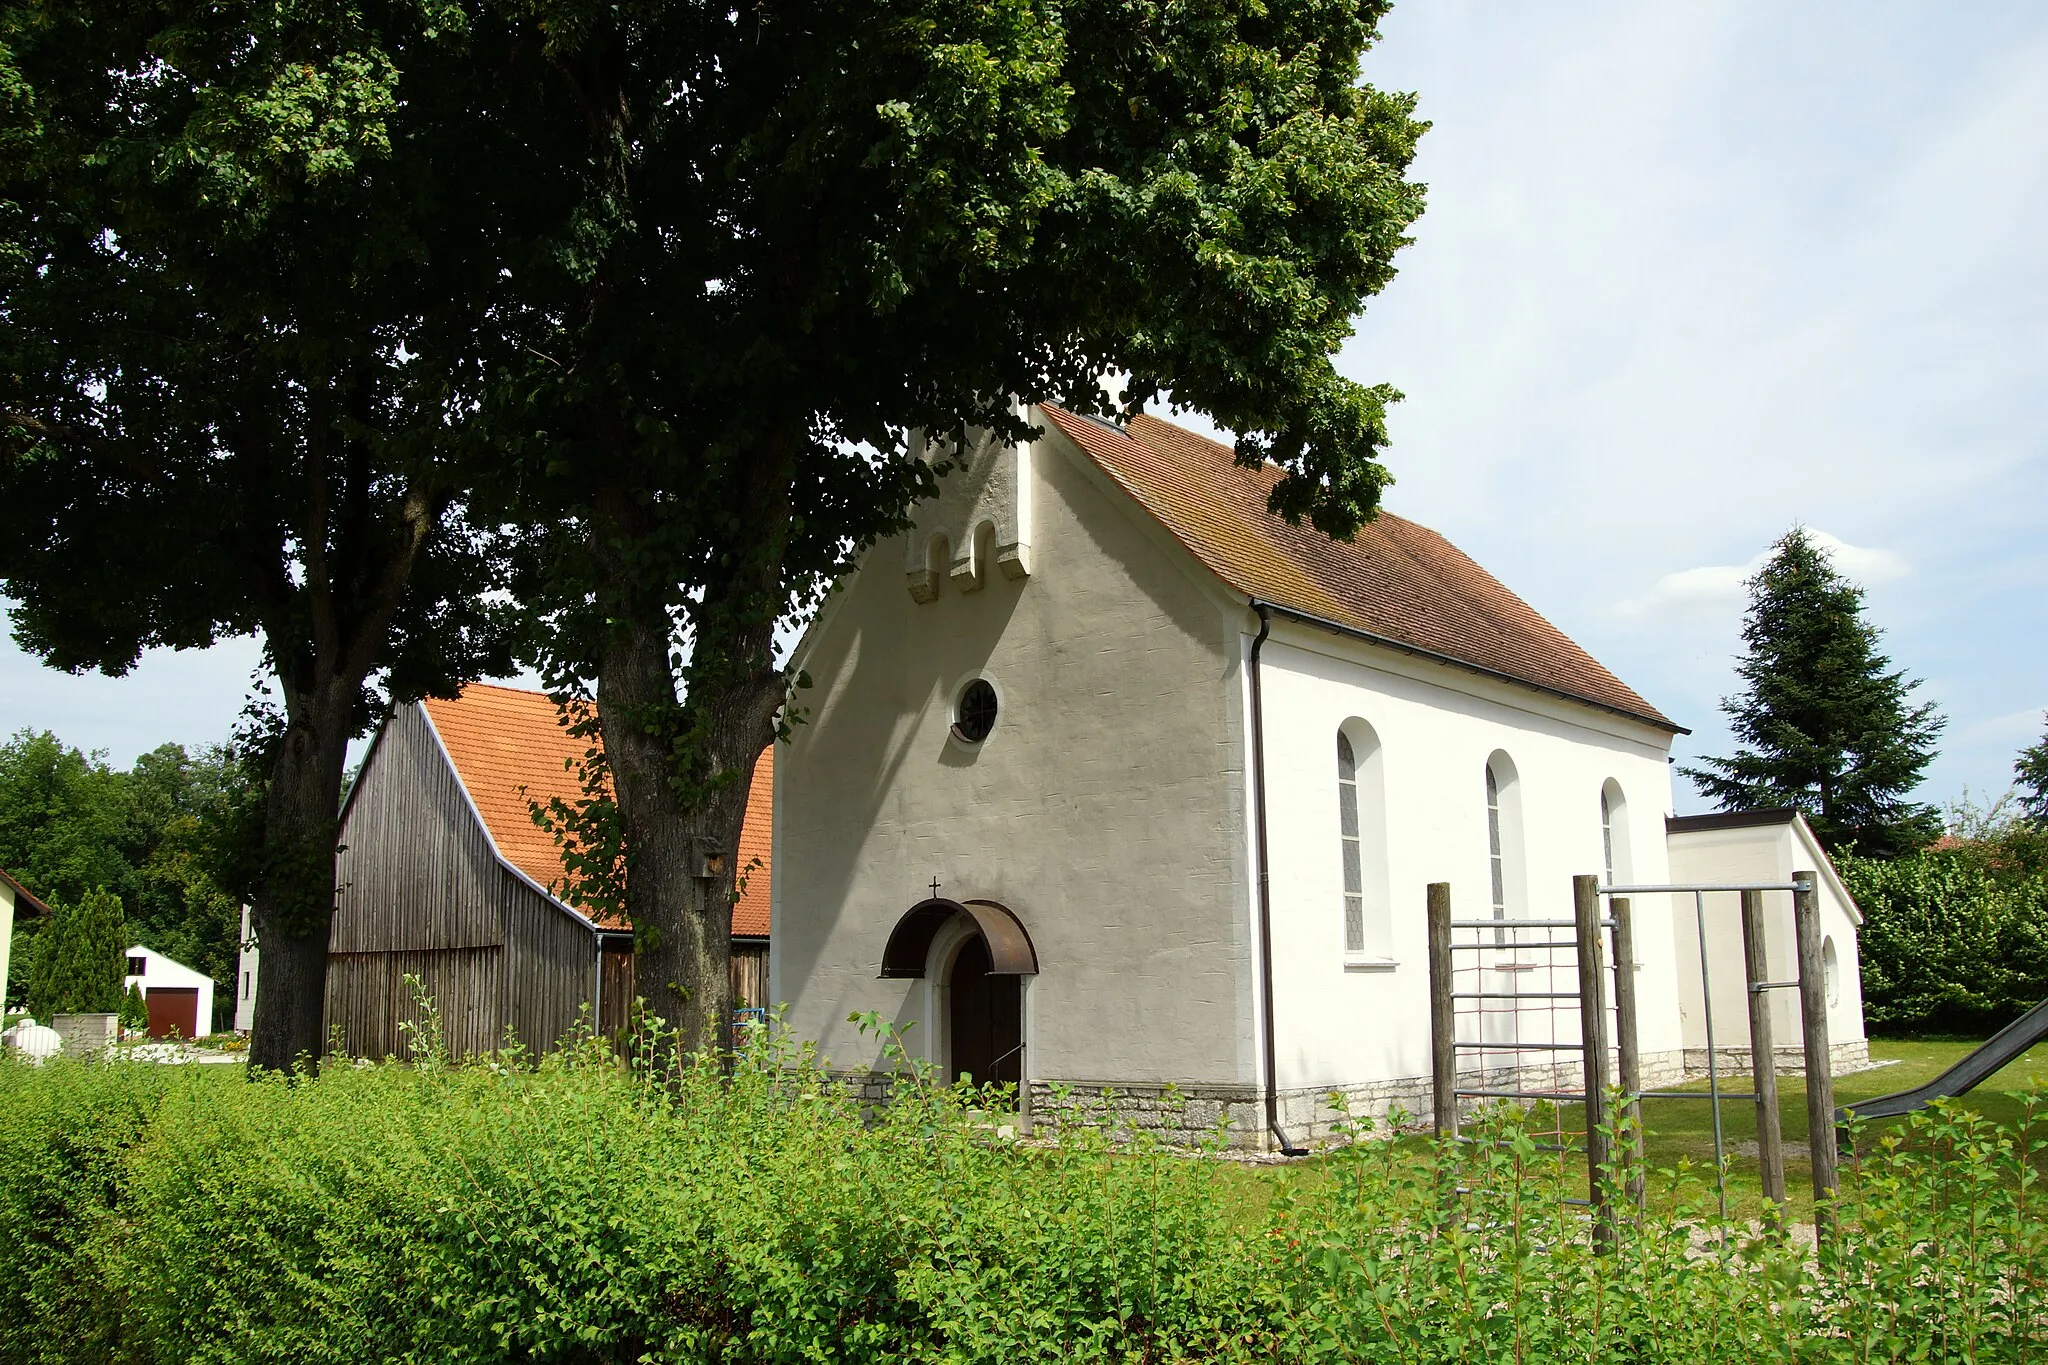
[1484,752,1524,944]
[1486,764,1505,926]
[1601,788,1614,883]
[1600,778,1631,885]
[1338,722,1392,961]
[1338,733,1363,954]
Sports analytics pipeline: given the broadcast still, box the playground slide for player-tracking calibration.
[1836,995,2048,1130]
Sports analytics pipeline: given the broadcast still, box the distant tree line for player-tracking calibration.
[1686,528,2048,1033]
[2,729,253,1030]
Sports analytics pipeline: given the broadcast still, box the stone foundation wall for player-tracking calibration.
[1682,1039,1870,1077]
[51,1012,117,1058]
[828,1041,1862,1154]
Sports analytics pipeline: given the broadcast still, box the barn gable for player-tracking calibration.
[329,685,774,1058]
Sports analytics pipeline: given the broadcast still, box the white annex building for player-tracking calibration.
[772,407,1867,1147]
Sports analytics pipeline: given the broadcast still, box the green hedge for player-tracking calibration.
[1840,844,2048,1034]
[3,1024,2045,1363]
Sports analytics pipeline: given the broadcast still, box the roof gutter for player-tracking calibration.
[1248,604,1307,1156]
[1248,599,1689,736]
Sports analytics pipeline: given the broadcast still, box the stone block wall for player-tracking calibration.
[51,1012,118,1057]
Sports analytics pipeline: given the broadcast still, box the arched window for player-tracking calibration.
[1600,788,1614,882]
[1338,734,1363,953]
[1599,779,1632,885]
[1484,752,1525,941]
[1486,765,1505,923]
[1338,723,1392,961]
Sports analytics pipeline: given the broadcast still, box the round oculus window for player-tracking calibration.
[952,679,998,743]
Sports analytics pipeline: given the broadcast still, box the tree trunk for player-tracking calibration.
[245,682,357,1073]
[596,623,756,1060]
[590,444,790,1061]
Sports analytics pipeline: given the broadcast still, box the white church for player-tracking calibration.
[770,405,1867,1147]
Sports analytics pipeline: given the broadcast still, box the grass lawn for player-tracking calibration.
[1621,1036,2048,1219]
[1228,1037,2048,1225]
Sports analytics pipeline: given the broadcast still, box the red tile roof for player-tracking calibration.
[0,866,52,917]
[421,684,773,937]
[1041,406,1677,731]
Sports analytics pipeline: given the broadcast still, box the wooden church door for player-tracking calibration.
[947,935,1021,1088]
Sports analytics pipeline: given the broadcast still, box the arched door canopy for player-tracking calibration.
[879,897,1037,978]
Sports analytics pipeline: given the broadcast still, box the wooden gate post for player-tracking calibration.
[1740,888,1788,1221]
[1428,882,1456,1140]
[1792,871,1839,1234]
[1574,875,1614,1246]
[1610,896,1645,1210]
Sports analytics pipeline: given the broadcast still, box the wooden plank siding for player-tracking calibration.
[590,940,773,1038]
[330,703,601,1059]
[502,879,602,1050]
[328,697,774,1062]
[733,942,769,1012]
[327,947,503,1060]
[333,706,505,953]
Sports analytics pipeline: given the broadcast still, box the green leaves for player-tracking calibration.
[1841,842,2048,1034]
[3,1039,2047,1361]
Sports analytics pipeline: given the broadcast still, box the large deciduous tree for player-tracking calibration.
[1682,528,1945,857]
[0,2,526,1069]
[486,0,1428,1052]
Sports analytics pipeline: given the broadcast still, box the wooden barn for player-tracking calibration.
[328,683,772,1059]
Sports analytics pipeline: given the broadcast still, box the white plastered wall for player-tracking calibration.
[0,880,14,1011]
[1664,817,1867,1065]
[234,905,258,1034]
[1255,626,1688,1095]
[774,413,1260,1089]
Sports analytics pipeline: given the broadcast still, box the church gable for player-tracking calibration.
[903,425,1033,603]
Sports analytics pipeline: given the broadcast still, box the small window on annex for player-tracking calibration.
[1336,722,1392,962]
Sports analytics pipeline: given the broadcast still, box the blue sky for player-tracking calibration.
[4,1,2045,816]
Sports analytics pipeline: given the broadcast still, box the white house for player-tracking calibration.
[772,406,1868,1148]
[123,945,215,1039]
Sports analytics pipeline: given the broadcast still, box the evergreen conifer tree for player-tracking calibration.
[25,887,126,1016]
[119,981,148,1033]
[2017,718,2048,825]
[1681,528,1944,856]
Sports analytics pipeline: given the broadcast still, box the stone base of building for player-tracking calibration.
[1681,1039,1870,1077]
[826,1040,1868,1154]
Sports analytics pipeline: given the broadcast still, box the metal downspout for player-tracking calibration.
[1249,603,1306,1155]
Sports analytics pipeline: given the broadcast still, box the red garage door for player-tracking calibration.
[145,987,199,1040]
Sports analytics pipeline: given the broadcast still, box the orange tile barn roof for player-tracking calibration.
[1040,407,1678,732]
[421,684,773,937]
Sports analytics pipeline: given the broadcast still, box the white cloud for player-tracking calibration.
[1614,531,1910,619]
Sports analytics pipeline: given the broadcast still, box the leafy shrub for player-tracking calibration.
[1287,1097,2047,1363]
[1,1020,2043,1363]
[1841,843,2048,1034]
